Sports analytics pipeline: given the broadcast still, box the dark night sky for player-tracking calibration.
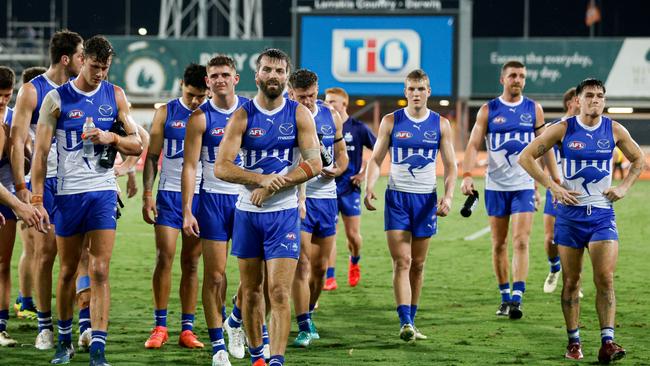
[1,0,648,38]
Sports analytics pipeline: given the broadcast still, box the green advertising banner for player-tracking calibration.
[472,38,650,98]
[106,37,291,95]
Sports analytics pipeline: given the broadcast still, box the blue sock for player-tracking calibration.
[37,310,53,332]
[89,330,107,354]
[249,344,264,364]
[308,303,316,315]
[350,256,360,265]
[326,267,335,279]
[269,355,285,366]
[0,309,8,332]
[410,305,418,324]
[57,318,73,343]
[221,305,227,323]
[297,313,311,333]
[181,313,194,332]
[499,283,511,303]
[601,327,614,344]
[396,305,411,327]
[79,306,91,334]
[154,309,167,327]
[208,327,226,354]
[228,304,242,328]
[262,324,269,347]
[21,296,35,311]
[567,328,580,344]
[15,292,22,305]
[512,281,526,304]
[549,256,561,273]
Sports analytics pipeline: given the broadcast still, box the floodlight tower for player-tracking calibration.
[158,0,264,39]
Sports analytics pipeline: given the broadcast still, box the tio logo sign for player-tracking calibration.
[332,29,421,82]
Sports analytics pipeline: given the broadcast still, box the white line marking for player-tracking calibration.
[464,226,491,241]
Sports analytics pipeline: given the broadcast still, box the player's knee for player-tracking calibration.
[180,255,199,274]
[155,251,174,270]
[593,271,614,290]
[562,275,581,292]
[268,284,290,306]
[393,256,411,272]
[295,262,310,281]
[90,261,110,284]
[410,259,425,275]
[205,271,226,290]
[512,237,529,251]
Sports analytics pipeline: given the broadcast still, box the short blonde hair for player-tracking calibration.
[325,87,349,106]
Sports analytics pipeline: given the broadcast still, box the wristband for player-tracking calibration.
[143,191,153,198]
[333,137,344,143]
[298,161,315,179]
[15,182,27,191]
[462,172,472,178]
[30,194,43,204]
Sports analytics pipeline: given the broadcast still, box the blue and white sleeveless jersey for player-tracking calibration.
[200,96,248,194]
[388,108,440,194]
[29,74,59,179]
[237,97,300,212]
[0,108,15,191]
[560,116,614,208]
[305,103,336,199]
[159,98,200,193]
[50,80,119,195]
[485,96,536,191]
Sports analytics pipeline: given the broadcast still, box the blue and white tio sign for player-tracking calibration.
[298,15,455,96]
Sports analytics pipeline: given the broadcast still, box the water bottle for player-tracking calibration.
[317,133,333,167]
[82,117,95,158]
[460,189,479,217]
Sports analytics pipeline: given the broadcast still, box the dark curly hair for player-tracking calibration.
[183,63,207,90]
[83,35,115,64]
[289,68,318,90]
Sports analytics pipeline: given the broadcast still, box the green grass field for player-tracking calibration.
[5,177,650,365]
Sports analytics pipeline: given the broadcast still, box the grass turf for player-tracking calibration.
[4,177,650,365]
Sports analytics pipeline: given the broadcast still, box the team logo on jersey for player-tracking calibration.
[98,104,113,116]
[520,113,533,123]
[568,141,586,150]
[424,130,438,140]
[279,123,294,135]
[332,29,421,82]
[395,131,412,139]
[396,154,435,177]
[211,127,225,136]
[171,120,186,128]
[597,139,611,149]
[492,116,506,124]
[320,125,333,135]
[492,139,527,167]
[67,109,84,119]
[286,232,296,241]
[249,128,266,138]
[344,132,353,142]
[566,165,610,195]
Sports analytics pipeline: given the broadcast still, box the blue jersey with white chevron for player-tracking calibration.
[560,116,614,208]
[200,96,248,194]
[306,103,337,199]
[485,96,536,191]
[548,119,564,181]
[237,97,300,212]
[0,108,14,191]
[53,80,118,194]
[29,74,59,179]
[388,108,440,194]
[159,98,200,192]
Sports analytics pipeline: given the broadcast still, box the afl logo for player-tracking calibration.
[211,127,224,136]
[286,232,296,240]
[171,120,186,128]
[395,131,412,139]
[68,109,84,119]
[493,116,506,124]
[249,128,266,138]
[98,104,113,116]
[568,141,586,150]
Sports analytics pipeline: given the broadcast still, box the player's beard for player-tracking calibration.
[259,78,284,99]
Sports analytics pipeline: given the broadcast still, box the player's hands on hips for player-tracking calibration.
[364,190,377,211]
[251,187,274,207]
[183,213,200,238]
[83,128,116,145]
[16,187,31,204]
[142,196,157,224]
[549,182,580,206]
[603,186,627,202]
[351,173,364,186]
[460,177,474,196]
[259,174,287,192]
[437,196,452,217]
